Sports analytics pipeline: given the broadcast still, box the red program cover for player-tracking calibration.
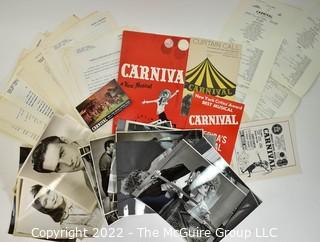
[113,31,190,131]
[185,93,244,163]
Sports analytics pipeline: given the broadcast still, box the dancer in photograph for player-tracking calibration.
[142,89,179,121]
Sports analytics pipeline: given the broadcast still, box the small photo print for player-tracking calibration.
[76,79,131,132]
[79,145,91,155]
[105,209,118,225]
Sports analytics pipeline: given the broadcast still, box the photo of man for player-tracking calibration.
[99,139,115,195]
[90,135,118,221]
[18,116,97,213]
[32,136,84,173]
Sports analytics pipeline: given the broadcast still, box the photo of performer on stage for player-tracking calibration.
[118,138,248,242]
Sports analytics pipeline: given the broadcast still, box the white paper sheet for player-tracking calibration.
[231,117,300,181]
[221,0,302,120]
[252,3,320,119]
[63,29,123,102]
[42,11,118,105]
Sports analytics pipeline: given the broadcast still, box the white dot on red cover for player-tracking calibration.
[178,39,189,51]
[164,38,174,48]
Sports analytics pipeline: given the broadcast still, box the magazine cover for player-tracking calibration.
[116,130,203,216]
[76,79,131,132]
[184,93,244,163]
[181,38,241,115]
[113,30,190,130]
[231,117,300,181]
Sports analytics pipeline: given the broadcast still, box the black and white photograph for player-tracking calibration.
[116,130,203,216]
[149,119,162,125]
[112,120,178,196]
[107,153,117,195]
[90,135,118,223]
[116,129,202,144]
[14,178,105,239]
[9,148,78,242]
[80,152,102,208]
[153,120,173,128]
[191,137,251,193]
[119,197,155,217]
[117,119,175,132]
[119,139,248,241]
[189,137,262,241]
[125,120,174,131]
[79,145,91,156]
[17,115,97,213]
[8,147,32,235]
[104,210,119,225]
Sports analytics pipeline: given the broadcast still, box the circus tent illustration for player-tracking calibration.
[185,58,236,97]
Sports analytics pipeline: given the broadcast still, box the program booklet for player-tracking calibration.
[181,38,241,115]
[113,31,241,131]
[184,93,244,163]
[113,30,190,130]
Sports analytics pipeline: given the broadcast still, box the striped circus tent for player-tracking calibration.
[185,58,236,96]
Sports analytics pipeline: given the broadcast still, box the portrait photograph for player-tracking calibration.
[14,178,105,239]
[18,115,97,213]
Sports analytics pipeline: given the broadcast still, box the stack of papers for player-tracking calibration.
[2,0,318,239]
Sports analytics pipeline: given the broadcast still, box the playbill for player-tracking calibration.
[231,117,300,181]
